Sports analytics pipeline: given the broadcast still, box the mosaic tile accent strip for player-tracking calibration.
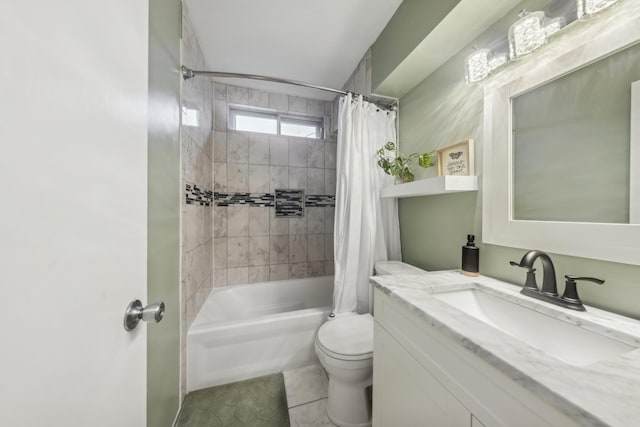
[275,189,304,217]
[185,183,213,206]
[210,191,335,208]
[305,195,335,208]
[214,192,274,207]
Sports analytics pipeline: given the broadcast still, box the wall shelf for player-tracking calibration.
[380,175,478,199]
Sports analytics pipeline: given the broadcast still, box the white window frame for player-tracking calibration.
[229,106,324,139]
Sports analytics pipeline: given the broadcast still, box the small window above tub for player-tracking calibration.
[229,107,324,139]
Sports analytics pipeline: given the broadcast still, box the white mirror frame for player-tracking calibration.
[483,10,640,266]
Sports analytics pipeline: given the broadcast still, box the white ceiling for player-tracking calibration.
[184,0,403,100]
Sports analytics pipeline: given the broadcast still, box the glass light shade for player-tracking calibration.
[544,16,567,37]
[489,52,509,71]
[465,49,492,84]
[509,11,547,59]
[577,0,618,19]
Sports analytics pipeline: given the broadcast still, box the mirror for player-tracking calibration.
[483,7,640,266]
[512,42,640,224]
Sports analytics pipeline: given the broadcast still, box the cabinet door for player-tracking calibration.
[374,323,471,427]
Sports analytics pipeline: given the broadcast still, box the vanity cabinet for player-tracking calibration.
[372,288,581,427]
[373,324,470,426]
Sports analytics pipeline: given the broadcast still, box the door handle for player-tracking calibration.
[123,300,165,331]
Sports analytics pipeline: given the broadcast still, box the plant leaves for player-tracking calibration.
[384,141,395,151]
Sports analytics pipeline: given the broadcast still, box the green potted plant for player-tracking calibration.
[376,141,435,183]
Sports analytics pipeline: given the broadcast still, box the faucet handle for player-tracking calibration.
[562,275,605,310]
[509,261,538,290]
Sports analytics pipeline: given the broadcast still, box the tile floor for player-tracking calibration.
[283,364,337,426]
[176,364,338,427]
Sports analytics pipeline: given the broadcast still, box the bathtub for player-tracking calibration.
[187,275,334,391]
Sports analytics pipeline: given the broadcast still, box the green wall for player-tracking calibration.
[371,0,460,90]
[148,0,182,425]
[386,1,640,319]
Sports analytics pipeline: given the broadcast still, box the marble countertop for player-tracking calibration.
[370,271,640,427]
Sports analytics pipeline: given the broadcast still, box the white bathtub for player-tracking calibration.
[187,276,334,391]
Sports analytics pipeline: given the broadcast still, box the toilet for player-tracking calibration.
[315,261,428,427]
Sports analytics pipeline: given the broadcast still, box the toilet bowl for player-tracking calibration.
[315,261,428,427]
[315,313,373,427]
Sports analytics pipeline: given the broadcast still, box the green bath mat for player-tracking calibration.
[176,373,290,427]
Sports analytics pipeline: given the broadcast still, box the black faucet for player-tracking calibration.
[509,250,604,311]
[509,250,558,296]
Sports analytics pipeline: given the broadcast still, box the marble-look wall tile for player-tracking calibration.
[227,206,249,237]
[249,236,270,266]
[308,261,326,277]
[325,142,336,169]
[227,132,249,163]
[214,162,227,192]
[249,207,270,236]
[270,216,289,236]
[289,235,307,264]
[213,206,227,237]
[307,99,324,115]
[214,238,227,269]
[269,166,288,192]
[269,136,289,166]
[214,82,227,100]
[324,260,335,275]
[290,262,309,279]
[324,234,334,260]
[214,268,227,287]
[210,81,342,287]
[227,267,249,285]
[307,141,324,168]
[227,163,249,192]
[214,99,227,131]
[325,172,336,196]
[270,93,288,111]
[249,165,270,193]
[249,89,269,108]
[181,7,215,396]
[249,266,270,283]
[269,264,289,281]
[227,85,249,105]
[288,167,307,191]
[324,208,335,234]
[249,134,270,165]
[227,237,249,268]
[288,96,307,113]
[270,236,289,264]
[289,216,307,235]
[214,131,227,163]
[307,168,325,194]
[289,139,308,167]
[307,234,325,262]
[307,208,324,234]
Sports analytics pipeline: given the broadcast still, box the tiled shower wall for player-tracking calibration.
[181,6,213,395]
[212,84,337,286]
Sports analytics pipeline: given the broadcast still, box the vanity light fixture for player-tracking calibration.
[488,52,509,72]
[465,48,492,84]
[577,0,618,19]
[509,10,548,59]
[544,16,567,37]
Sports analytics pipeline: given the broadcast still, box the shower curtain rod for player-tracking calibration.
[181,66,397,109]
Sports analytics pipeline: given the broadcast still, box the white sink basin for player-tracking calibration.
[433,288,636,366]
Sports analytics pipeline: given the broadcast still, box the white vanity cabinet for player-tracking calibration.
[372,288,581,427]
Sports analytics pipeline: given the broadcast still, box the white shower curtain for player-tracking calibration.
[333,93,401,314]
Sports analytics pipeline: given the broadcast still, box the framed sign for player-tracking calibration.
[437,140,475,176]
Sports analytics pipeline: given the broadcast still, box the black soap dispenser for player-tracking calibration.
[462,234,479,277]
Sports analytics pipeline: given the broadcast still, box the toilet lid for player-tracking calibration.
[317,314,373,359]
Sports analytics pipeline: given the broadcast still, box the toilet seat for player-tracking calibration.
[316,314,373,361]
